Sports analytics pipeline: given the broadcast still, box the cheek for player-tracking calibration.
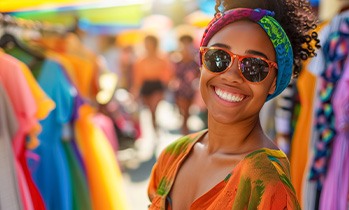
[199,69,211,102]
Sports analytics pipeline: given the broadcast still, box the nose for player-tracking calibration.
[219,58,244,83]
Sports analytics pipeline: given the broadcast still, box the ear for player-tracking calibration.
[268,76,277,94]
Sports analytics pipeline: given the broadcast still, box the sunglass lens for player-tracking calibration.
[204,49,231,73]
[240,58,269,82]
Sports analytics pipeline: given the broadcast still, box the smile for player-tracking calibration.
[214,88,244,102]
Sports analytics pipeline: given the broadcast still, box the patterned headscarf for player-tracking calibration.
[200,8,293,101]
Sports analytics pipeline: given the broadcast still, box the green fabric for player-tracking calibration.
[63,141,92,210]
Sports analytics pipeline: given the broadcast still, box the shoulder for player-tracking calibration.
[157,130,207,166]
[233,148,300,209]
[242,148,293,188]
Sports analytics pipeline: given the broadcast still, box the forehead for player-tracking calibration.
[207,20,275,57]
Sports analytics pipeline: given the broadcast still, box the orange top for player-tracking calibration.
[148,130,301,210]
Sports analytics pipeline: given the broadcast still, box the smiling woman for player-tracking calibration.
[147,0,319,209]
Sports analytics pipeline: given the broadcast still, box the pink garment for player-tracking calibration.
[320,59,349,210]
[0,53,38,210]
[93,113,119,153]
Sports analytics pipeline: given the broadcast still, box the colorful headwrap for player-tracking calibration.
[200,8,293,101]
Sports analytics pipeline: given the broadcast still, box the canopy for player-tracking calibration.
[4,1,148,35]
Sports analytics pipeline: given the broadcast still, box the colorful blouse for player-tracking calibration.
[148,130,301,210]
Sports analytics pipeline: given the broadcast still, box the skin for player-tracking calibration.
[137,36,164,130]
[170,20,279,210]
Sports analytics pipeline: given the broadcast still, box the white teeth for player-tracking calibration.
[215,88,244,102]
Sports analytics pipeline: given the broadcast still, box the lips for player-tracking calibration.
[214,87,245,102]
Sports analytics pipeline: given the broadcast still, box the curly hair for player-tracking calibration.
[214,0,320,77]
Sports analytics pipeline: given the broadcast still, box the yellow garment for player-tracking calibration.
[75,104,129,210]
[290,20,328,206]
[18,61,56,149]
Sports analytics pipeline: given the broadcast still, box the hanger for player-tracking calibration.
[0,33,45,61]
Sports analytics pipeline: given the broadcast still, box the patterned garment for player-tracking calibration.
[309,17,349,186]
[173,60,200,99]
[148,130,301,210]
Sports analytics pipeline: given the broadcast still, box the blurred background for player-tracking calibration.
[0,0,348,210]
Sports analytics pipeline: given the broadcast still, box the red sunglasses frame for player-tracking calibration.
[200,46,278,83]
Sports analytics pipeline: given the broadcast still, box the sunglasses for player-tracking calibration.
[200,46,278,83]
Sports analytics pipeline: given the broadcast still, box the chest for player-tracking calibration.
[169,151,240,210]
[139,58,166,72]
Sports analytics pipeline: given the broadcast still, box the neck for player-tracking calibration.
[203,115,270,155]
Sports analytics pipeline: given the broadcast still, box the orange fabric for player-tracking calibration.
[75,104,129,210]
[133,54,174,94]
[148,130,300,209]
[290,67,316,205]
[59,53,95,99]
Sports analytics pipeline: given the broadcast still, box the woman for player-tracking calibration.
[148,0,319,209]
[172,35,201,134]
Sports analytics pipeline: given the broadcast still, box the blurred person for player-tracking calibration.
[118,45,136,90]
[132,35,174,132]
[147,0,319,209]
[97,35,121,76]
[171,35,200,134]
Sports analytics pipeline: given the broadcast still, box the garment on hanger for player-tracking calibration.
[303,10,349,210]
[319,47,349,210]
[290,20,329,207]
[75,104,129,210]
[27,59,76,210]
[0,80,23,210]
[0,33,45,63]
[309,14,349,187]
[0,51,45,210]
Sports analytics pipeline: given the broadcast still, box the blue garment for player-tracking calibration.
[29,59,76,210]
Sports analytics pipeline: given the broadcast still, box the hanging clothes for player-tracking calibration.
[93,112,119,153]
[75,104,129,210]
[0,51,47,210]
[62,140,92,210]
[48,52,93,210]
[290,20,329,207]
[290,59,317,205]
[303,10,349,210]
[309,14,349,187]
[0,81,23,210]
[59,53,96,100]
[319,47,349,210]
[27,59,76,210]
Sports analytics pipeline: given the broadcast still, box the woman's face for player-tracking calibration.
[200,20,277,124]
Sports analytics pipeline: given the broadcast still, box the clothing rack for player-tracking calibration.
[0,13,67,35]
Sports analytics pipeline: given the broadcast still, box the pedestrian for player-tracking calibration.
[132,35,174,132]
[171,34,200,134]
[147,0,319,209]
